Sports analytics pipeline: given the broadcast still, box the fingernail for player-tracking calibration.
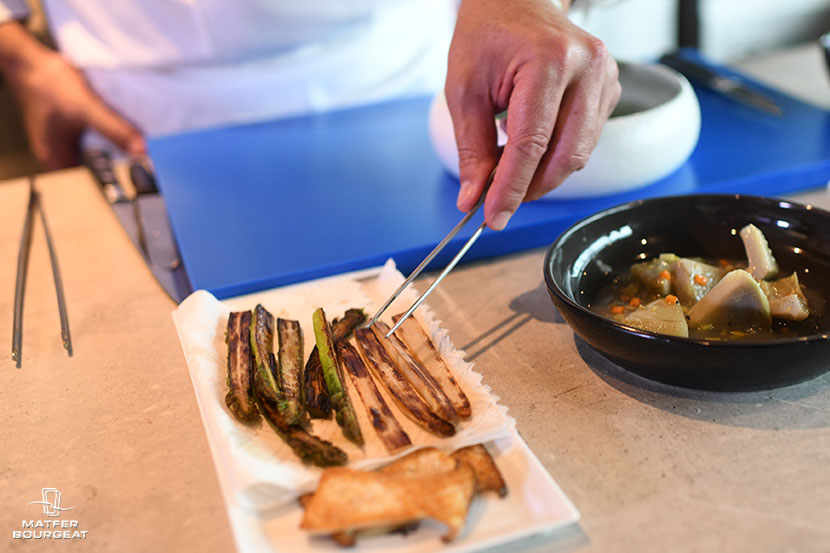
[456,180,475,211]
[490,210,512,231]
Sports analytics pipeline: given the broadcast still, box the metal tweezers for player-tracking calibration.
[12,177,73,368]
[366,164,497,337]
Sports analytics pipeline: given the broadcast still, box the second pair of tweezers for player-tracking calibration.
[12,177,72,368]
[367,165,497,336]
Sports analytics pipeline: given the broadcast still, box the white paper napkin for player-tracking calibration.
[172,260,515,513]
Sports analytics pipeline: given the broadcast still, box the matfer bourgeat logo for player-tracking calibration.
[12,488,87,540]
[27,488,75,517]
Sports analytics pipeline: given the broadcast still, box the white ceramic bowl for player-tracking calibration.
[428,62,701,199]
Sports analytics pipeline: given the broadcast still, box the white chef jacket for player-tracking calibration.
[2,0,455,137]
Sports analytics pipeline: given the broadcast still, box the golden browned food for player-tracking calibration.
[452,444,507,497]
[377,447,458,478]
[300,462,477,542]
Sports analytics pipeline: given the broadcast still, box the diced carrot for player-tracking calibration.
[610,305,625,314]
[620,294,631,302]
[658,269,671,281]
[629,297,641,307]
[718,259,729,266]
[665,294,679,305]
[693,274,708,286]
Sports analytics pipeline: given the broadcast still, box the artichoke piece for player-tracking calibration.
[740,224,778,280]
[670,258,724,306]
[688,269,771,331]
[760,272,811,321]
[225,311,260,424]
[630,253,680,296]
[303,308,365,419]
[277,318,305,425]
[624,298,689,338]
[312,307,364,446]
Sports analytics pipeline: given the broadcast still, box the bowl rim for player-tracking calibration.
[607,62,692,122]
[543,193,830,348]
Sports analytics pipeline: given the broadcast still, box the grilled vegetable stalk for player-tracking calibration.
[354,328,455,437]
[338,341,411,454]
[277,318,305,425]
[313,308,364,446]
[371,321,457,423]
[391,314,472,419]
[256,394,347,467]
[249,306,347,466]
[250,304,281,406]
[225,311,260,424]
[303,308,366,418]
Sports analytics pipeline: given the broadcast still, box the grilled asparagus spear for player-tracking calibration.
[312,307,364,446]
[256,393,347,467]
[250,305,347,466]
[277,318,305,425]
[225,311,260,424]
[303,308,365,418]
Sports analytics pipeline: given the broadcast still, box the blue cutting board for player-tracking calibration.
[149,52,830,299]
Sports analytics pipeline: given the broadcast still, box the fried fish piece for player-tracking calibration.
[452,444,507,497]
[300,463,476,542]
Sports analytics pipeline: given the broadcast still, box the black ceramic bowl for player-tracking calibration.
[544,194,830,391]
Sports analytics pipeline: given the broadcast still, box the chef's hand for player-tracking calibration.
[0,21,145,170]
[448,0,620,230]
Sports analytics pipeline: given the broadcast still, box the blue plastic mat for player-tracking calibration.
[149,51,830,299]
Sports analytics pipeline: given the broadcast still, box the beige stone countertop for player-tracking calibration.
[2,44,830,552]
